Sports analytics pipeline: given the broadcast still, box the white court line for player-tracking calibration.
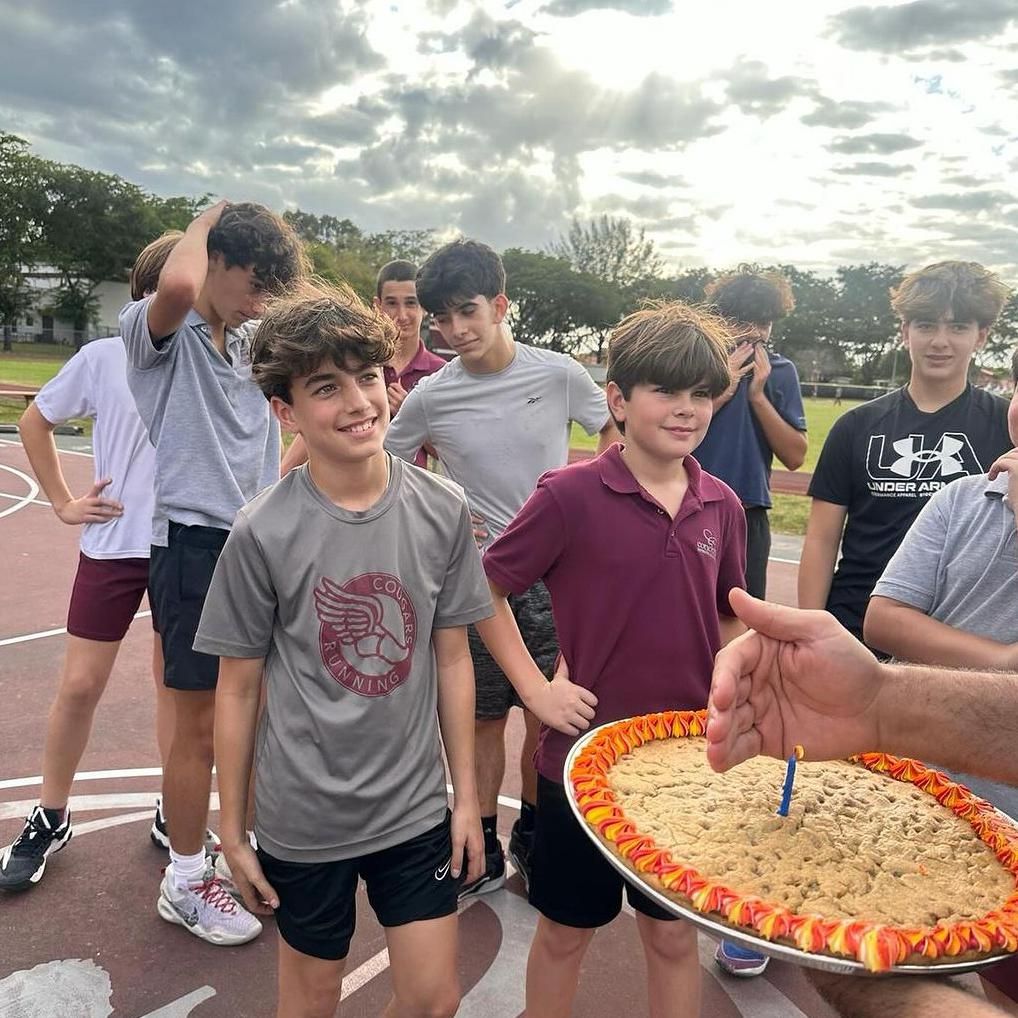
[0,490,50,507]
[0,767,164,791]
[0,437,94,459]
[0,463,40,519]
[0,609,152,649]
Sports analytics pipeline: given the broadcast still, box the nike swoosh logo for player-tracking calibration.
[434,861,451,881]
[172,901,200,927]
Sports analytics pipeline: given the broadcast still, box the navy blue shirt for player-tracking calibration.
[695,353,806,508]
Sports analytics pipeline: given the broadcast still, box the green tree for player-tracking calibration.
[832,263,904,382]
[502,248,626,355]
[0,133,47,351]
[550,215,663,290]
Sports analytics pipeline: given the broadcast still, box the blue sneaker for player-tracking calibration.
[715,940,769,977]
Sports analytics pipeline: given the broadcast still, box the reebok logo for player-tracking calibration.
[526,395,543,405]
[434,860,451,881]
[865,432,983,498]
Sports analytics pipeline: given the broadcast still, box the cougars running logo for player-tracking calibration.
[315,573,417,697]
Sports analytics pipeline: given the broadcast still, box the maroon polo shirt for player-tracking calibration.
[483,443,747,783]
[384,340,447,467]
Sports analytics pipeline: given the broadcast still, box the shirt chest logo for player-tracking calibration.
[696,528,718,559]
[315,573,418,697]
[866,432,982,482]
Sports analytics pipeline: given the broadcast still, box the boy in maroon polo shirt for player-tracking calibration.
[477,302,746,1018]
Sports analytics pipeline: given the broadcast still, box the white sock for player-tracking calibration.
[169,847,207,892]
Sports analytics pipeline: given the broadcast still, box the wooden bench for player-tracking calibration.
[0,389,38,407]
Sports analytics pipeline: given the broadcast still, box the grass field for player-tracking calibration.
[1,347,856,536]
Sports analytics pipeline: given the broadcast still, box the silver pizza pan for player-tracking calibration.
[563,720,1016,977]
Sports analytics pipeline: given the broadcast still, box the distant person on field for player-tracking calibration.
[799,261,1011,644]
[1,232,180,893]
[198,280,490,1018]
[695,268,807,604]
[385,239,619,900]
[121,201,305,947]
[477,301,747,1018]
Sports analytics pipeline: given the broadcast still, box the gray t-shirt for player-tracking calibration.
[873,472,1018,818]
[384,343,609,545]
[193,457,494,862]
[120,298,280,545]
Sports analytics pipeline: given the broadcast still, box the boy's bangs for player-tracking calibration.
[634,335,730,397]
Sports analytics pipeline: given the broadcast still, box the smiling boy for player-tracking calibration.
[195,280,490,1018]
[799,261,1011,641]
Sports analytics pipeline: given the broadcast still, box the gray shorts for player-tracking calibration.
[469,582,557,721]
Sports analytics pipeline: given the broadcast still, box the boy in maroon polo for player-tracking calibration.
[477,302,746,1018]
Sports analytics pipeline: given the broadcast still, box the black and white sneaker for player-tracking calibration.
[457,841,506,901]
[507,820,533,894]
[150,798,220,853]
[0,805,72,892]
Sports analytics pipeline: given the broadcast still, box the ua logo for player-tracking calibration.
[866,433,982,481]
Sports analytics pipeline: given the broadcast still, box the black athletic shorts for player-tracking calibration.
[743,506,771,601]
[149,521,228,692]
[529,775,677,928]
[469,581,557,720]
[257,811,457,961]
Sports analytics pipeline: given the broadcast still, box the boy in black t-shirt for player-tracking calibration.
[800,261,1011,641]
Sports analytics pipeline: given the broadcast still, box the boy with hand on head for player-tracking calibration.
[0,232,180,893]
[385,239,618,897]
[800,261,1011,642]
[120,201,305,945]
[695,267,807,602]
[477,302,747,1018]
[195,280,489,1018]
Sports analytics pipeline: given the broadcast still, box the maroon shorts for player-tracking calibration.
[66,553,152,642]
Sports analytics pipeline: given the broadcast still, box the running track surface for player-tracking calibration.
[2,437,1016,1018]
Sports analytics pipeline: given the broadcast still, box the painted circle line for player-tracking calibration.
[0,463,41,520]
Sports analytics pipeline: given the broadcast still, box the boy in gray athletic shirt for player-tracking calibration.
[385,239,618,896]
[865,348,1018,820]
[195,280,490,1018]
[120,201,305,946]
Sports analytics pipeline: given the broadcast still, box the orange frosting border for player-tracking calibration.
[569,710,1018,972]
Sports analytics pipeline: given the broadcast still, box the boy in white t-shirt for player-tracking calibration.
[0,232,180,892]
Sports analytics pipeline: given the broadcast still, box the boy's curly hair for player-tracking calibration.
[705,266,795,325]
[891,261,1011,328]
[208,202,308,295]
[251,279,397,402]
[130,230,183,301]
[606,301,733,434]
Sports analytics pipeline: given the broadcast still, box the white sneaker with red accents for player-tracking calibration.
[157,859,262,946]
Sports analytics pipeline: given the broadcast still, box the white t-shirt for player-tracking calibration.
[33,338,155,559]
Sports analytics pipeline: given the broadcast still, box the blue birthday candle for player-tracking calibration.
[777,744,805,817]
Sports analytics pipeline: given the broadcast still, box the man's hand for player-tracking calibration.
[196,199,229,229]
[55,478,123,525]
[715,342,756,410]
[747,342,772,401]
[525,664,598,735]
[386,380,408,415]
[470,512,489,548]
[706,588,884,773]
[220,841,278,916]
[450,802,484,886]
[989,448,1018,534]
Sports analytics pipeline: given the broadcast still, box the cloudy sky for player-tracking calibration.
[2,0,1017,276]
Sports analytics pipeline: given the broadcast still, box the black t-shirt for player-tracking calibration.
[809,384,1011,638]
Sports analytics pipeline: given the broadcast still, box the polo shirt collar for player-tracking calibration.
[184,308,249,356]
[403,340,433,374]
[597,443,726,504]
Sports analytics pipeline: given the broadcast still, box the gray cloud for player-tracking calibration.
[620,170,685,188]
[912,191,1016,212]
[725,60,818,118]
[591,193,676,219]
[830,132,923,155]
[539,0,671,15]
[801,97,893,129]
[832,162,912,177]
[831,0,1017,52]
